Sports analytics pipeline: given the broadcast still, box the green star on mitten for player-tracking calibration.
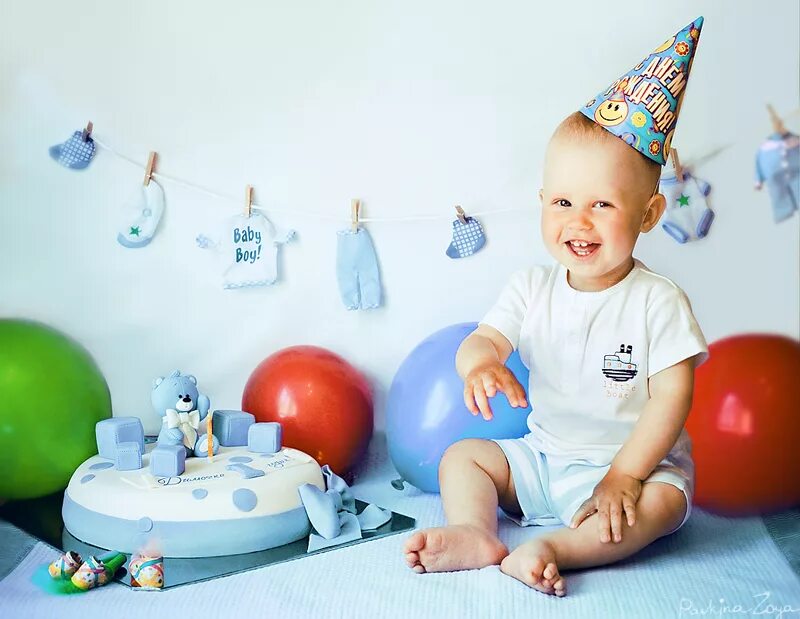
[118,181,165,248]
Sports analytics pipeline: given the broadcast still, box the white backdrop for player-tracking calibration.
[2,0,798,434]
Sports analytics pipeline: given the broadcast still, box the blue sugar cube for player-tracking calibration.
[115,441,142,471]
[211,410,255,447]
[248,422,282,454]
[150,444,186,477]
[95,417,144,460]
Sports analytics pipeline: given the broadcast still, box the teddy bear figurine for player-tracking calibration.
[152,370,219,456]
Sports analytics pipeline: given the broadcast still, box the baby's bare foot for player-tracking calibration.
[403,524,508,573]
[500,537,566,597]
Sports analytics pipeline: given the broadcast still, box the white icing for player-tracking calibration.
[65,445,324,522]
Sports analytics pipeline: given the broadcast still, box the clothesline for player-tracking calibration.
[92,137,530,224]
[93,104,800,224]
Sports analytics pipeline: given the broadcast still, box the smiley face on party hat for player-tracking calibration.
[580,16,704,165]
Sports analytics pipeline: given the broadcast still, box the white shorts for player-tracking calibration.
[492,435,695,535]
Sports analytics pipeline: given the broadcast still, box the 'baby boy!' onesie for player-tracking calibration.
[196,212,296,289]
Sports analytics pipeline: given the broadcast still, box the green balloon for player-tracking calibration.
[0,320,111,500]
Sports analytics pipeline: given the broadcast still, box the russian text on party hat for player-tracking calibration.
[580,16,704,165]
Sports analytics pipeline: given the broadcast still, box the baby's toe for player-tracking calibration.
[542,562,559,581]
[529,557,548,581]
[519,561,547,586]
[404,532,426,554]
[553,578,567,597]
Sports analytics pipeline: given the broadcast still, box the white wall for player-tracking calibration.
[2,0,798,434]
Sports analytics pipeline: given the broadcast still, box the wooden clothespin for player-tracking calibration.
[143,151,157,187]
[351,198,360,232]
[82,121,93,142]
[455,205,468,224]
[669,148,683,182]
[245,185,253,218]
[767,104,787,134]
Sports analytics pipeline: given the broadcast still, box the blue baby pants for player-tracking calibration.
[336,228,382,310]
[492,435,694,535]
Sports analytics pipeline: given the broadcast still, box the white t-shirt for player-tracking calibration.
[480,258,708,466]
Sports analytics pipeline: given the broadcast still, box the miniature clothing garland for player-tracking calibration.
[659,169,714,243]
[755,131,800,223]
[197,212,296,289]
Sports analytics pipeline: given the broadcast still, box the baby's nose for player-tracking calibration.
[569,214,593,229]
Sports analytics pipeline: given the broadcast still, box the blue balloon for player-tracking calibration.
[387,322,531,493]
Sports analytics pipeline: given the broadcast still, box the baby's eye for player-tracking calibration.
[593,201,612,209]
[555,199,571,207]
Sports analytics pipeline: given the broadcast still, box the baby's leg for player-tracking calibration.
[403,438,519,573]
[500,481,687,596]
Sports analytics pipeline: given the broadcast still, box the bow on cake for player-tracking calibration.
[164,409,201,449]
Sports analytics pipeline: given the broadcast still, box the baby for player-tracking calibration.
[403,100,710,596]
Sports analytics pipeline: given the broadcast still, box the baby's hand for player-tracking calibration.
[463,363,528,421]
[569,467,642,543]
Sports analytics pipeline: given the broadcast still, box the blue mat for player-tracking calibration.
[1,434,798,619]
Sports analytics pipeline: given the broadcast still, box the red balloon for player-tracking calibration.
[242,346,373,476]
[687,334,800,516]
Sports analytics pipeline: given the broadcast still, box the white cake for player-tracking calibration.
[62,444,325,558]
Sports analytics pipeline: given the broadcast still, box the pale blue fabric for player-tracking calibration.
[492,435,693,534]
[336,229,382,310]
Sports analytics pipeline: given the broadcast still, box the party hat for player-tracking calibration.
[580,17,704,165]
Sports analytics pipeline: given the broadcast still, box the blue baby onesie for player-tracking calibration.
[659,170,714,243]
[755,131,800,223]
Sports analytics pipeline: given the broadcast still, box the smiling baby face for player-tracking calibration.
[539,112,665,292]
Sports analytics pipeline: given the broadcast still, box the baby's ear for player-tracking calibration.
[538,188,544,204]
[641,193,666,233]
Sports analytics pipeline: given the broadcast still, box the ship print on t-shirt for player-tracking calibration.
[603,344,639,400]
[603,344,638,382]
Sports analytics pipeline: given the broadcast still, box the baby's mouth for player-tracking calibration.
[565,240,600,258]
